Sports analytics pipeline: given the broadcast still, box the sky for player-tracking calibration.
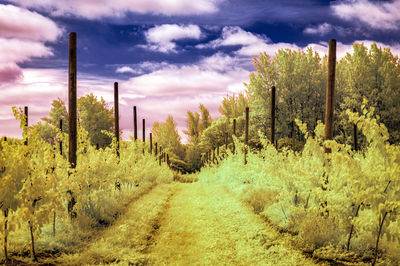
[1,0,400,143]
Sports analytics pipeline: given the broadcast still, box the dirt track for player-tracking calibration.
[60,182,319,265]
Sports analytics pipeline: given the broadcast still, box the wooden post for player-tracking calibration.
[142,119,145,142]
[353,108,358,151]
[232,118,236,153]
[68,32,77,168]
[24,106,28,145]
[150,133,153,154]
[114,82,120,157]
[142,119,145,154]
[133,106,137,141]
[59,120,63,155]
[225,133,228,150]
[244,107,249,165]
[271,86,276,147]
[324,39,336,153]
[155,142,158,156]
[159,147,162,166]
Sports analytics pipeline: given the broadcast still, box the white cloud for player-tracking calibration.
[140,24,202,53]
[116,66,136,74]
[0,4,61,41]
[198,26,300,57]
[304,23,333,35]
[332,0,400,30]
[9,0,223,18]
[303,23,354,37]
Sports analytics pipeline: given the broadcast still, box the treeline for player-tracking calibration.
[28,42,400,173]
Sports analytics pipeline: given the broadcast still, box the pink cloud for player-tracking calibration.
[9,0,223,18]
[0,63,22,83]
[332,0,400,30]
[0,4,61,86]
[0,4,61,41]
[0,38,53,64]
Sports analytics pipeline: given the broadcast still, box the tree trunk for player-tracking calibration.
[29,221,38,262]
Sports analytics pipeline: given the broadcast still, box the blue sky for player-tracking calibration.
[1,0,399,141]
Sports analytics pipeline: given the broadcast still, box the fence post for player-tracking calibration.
[142,119,145,154]
[232,118,236,153]
[271,86,276,147]
[150,133,153,154]
[324,39,336,153]
[114,82,120,157]
[24,106,28,145]
[59,120,63,155]
[133,106,137,141]
[244,107,249,165]
[353,108,358,151]
[68,32,77,168]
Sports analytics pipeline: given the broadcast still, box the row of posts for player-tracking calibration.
[17,37,346,169]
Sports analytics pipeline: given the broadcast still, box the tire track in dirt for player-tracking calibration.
[146,182,319,266]
[56,183,179,265]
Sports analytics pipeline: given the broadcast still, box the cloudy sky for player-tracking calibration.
[1,0,400,142]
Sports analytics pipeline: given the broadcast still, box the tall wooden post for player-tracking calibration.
[142,119,145,142]
[150,133,153,154]
[114,82,120,157]
[271,86,276,147]
[142,119,145,154]
[133,106,137,141]
[59,120,63,155]
[24,106,28,145]
[232,118,236,153]
[353,108,358,151]
[244,107,249,165]
[68,32,77,168]
[324,39,336,153]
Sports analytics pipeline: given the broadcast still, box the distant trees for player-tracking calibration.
[35,94,114,148]
[246,43,400,145]
[152,115,185,160]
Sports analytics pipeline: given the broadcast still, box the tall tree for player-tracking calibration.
[199,104,212,131]
[37,94,115,148]
[152,115,184,159]
[218,93,248,119]
[77,93,114,148]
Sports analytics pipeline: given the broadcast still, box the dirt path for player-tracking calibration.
[147,183,318,265]
[58,182,320,265]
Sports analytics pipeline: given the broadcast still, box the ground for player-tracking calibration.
[53,182,322,265]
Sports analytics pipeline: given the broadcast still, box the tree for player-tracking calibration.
[37,94,115,148]
[77,94,114,148]
[199,104,212,131]
[152,115,184,159]
[42,98,69,133]
[338,42,400,144]
[246,48,326,141]
[218,93,248,119]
